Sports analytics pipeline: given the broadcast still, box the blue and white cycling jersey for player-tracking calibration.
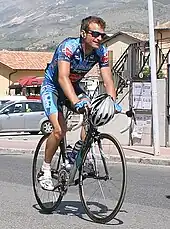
[41,37,109,116]
[43,37,109,90]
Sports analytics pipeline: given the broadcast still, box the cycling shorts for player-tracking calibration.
[40,83,89,117]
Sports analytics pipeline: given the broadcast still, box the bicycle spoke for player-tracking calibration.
[97,180,106,201]
[85,181,103,202]
[79,133,127,223]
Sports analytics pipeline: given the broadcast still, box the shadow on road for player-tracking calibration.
[33,200,125,226]
[166,195,170,199]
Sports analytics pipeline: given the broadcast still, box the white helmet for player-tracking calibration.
[90,93,115,127]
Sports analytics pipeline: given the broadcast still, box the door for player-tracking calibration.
[0,102,25,132]
[24,101,45,130]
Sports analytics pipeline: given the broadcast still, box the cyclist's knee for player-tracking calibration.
[53,128,66,140]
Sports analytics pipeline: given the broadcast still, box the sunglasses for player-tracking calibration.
[87,30,107,39]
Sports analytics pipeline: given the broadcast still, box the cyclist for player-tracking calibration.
[39,15,121,191]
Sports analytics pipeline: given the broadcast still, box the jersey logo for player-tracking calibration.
[74,55,80,60]
[101,52,109,63]
[63,47,73,58]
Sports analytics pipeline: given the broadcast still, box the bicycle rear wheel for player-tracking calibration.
[79,133,127,224]
[32,134,63,212]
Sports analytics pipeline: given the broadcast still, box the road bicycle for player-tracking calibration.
[32,103,135,224]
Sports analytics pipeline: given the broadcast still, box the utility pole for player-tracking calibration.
[148,0,160,155]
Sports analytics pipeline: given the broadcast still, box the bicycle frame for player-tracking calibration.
[59,107,98,186]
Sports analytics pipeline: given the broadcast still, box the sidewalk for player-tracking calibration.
[0,138,170,166]
[122,145,170,166]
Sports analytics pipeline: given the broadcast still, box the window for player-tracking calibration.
[4,103,24,114]
[26,87,40,96]
[26,102,44,112]
[15,88,22,95]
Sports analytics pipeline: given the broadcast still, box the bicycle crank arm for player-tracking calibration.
[93,175,110,181]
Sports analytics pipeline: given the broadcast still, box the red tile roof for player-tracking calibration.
[0,50,53,70]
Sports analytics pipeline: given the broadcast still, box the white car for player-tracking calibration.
[0,99,53,135]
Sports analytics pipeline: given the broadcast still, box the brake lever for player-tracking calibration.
[126,107,137,125]
[76,104,90,115]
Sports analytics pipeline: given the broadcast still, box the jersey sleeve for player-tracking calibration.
[97,45,109,68]
[57,39,75,62]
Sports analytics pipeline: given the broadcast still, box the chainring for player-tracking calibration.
[58,167,69,196]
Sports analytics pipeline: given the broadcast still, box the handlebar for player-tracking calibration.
[67,107,136,133]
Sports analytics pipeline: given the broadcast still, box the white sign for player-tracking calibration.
[132,82,152,110]
[132,113,152,141]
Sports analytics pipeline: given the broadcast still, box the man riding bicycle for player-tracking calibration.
[39,15,121,191]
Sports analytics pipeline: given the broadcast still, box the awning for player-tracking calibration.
[9,76,43,89]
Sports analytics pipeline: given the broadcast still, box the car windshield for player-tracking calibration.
[0,101,14,110]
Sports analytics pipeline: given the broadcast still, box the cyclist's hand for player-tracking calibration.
[74,100,90,114]
[114,102,122,113]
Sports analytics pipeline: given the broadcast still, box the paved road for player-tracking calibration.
[0,153,170,229]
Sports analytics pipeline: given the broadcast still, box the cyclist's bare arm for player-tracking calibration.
[58,60,79,105]
[100,66,116,100]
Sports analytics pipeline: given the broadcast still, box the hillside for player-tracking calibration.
[0,0,170,50]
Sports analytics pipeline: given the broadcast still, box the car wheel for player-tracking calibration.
[29,131,39,135]
[41,121,53,135]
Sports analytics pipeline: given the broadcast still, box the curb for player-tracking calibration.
[0,148,34,155]
[122,156,170,166]
[0,148,170,166]
[108,155,170,166]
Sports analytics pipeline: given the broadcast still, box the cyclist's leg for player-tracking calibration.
[75,85,94,172]
[77,86,90,139]
[65,83,90,141]
[39,85,67,190]
[44,112,66,163]
[78,93,89,141]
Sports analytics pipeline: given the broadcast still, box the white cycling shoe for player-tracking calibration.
[38,169,54,191]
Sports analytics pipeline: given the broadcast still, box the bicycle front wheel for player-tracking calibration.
[32,134,63,213]
[79,133,127,224]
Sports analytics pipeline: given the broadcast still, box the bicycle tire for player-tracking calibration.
[32,134,63,212]
[79,133,127,224]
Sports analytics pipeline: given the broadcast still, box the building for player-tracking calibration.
[154,21,170,75]
[155,21,170,54]
[0,51,52,96]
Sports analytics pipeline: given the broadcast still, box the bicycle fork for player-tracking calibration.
[97,139,109,180]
